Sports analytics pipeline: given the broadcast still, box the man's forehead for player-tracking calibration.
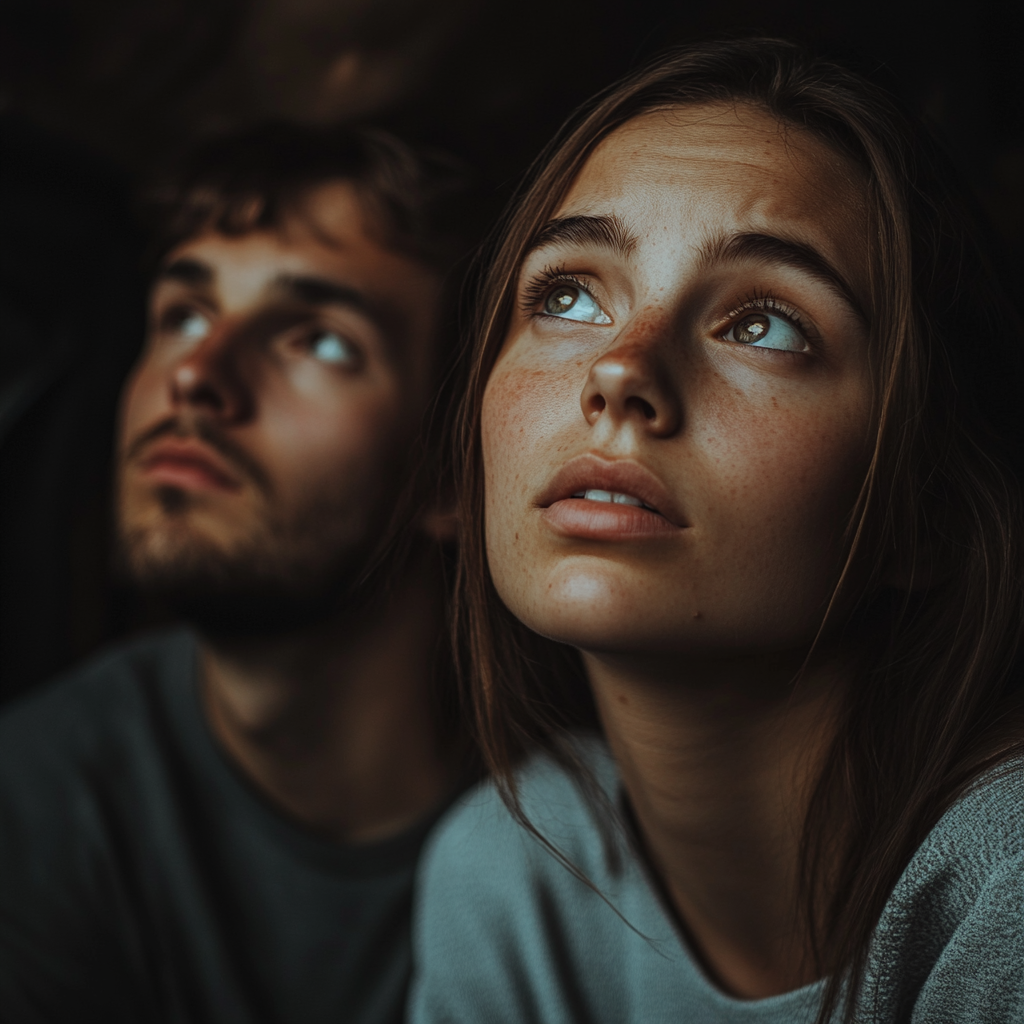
[159,230,345,291]
[157,218,437,304]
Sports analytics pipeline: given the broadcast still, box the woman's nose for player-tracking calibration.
[580,331,681,438]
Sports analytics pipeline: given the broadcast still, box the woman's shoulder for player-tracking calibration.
[866,758,1024,1020]
[906,756,1023,893]
[410,738,826,1024]
[418,733,618,886]
[941,757,1023,856]
[410,736,653,1023]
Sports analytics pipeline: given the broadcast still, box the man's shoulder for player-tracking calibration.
[0,630,200,1021]
[0,628,196,777]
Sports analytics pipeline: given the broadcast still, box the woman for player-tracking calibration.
[412,39,1024,1023]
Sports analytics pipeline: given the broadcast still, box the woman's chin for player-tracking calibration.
[503,570,691,654]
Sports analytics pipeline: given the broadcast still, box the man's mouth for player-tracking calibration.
[138,439,243,492]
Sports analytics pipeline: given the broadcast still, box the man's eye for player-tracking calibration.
[542,285,611,324]
[724,312,807,352]
[309,330,360,366]
[167,309,211,341]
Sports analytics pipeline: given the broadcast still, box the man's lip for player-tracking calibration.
[137,439,242,491]
[536,454,686,529]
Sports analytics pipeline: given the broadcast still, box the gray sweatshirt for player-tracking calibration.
[410,738,1023,1023]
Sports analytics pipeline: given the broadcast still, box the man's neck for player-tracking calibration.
[198,552,457,845]
[584,648,844,999]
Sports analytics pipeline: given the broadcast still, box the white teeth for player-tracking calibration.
[577,489,644,507]
[612,492,644,507]
[568,487,658,512]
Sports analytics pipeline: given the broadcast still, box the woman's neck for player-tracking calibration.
[584,648,843,998]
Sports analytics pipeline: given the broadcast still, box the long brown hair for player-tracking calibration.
[453,37,1024,1021]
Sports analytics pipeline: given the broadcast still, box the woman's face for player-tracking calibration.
[481,102,876,658]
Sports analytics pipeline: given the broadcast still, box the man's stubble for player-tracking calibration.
[116,423,405,638]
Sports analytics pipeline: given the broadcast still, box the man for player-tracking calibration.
[0,124,475,1023]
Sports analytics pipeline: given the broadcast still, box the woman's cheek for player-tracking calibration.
[481,364,537,556]
[481,358,577,597]
[483,354,576,486]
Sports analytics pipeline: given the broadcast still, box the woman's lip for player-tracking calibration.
[536,454,686,528]
[542,498,679,540]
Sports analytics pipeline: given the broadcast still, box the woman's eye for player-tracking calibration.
[542,284,611,324]
[309,330,360,366]
[724,312,807,352]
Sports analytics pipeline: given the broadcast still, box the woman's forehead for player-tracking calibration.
[571,102,865,202]
[554,102,872,296]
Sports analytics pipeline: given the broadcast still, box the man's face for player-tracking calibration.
[117,180,441,632]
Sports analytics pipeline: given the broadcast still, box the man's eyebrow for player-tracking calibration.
[274,273,407,354]
[158,257,213,286]
[699,232,867,324]
[526,214,639,261]
[273,274,373,311]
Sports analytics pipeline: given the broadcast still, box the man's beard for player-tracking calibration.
[116,421,398,639]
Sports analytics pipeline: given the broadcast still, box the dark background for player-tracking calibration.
[1,0,1021,703]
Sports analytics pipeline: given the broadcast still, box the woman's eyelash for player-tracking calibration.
[519,265,593,313]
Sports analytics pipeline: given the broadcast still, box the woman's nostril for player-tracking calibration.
[628,397,657,420]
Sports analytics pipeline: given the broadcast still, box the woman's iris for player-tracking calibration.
[727,312,806,352]
[542,284,611,324]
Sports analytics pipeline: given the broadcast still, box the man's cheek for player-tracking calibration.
[118,366,162,450]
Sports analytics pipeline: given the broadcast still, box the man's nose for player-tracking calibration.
[169,325,251,422]
[580,319,681,438]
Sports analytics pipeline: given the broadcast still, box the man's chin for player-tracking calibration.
[162,583,346,638]
[115,538,361,639]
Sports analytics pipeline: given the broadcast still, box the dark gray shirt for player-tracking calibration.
[411,737,1024,1023]
[0,629,439,1024]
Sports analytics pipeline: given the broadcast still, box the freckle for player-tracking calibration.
[515,532,519,540]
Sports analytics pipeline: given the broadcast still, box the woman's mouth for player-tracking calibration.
[542,494,678,540]
[536,454,686,541]
[571,489,658,512]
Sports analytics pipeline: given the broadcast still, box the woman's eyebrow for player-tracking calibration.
[526,214,639,261]
[699,232,868,325]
